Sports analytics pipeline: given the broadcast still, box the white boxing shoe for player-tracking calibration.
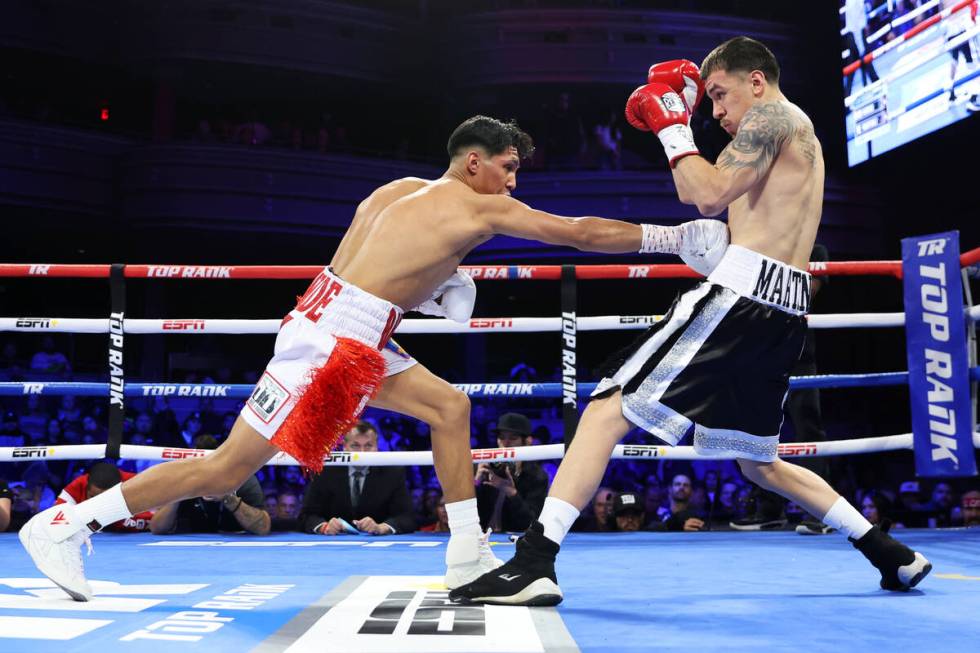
[19,503,95,601]
[444,528,504,590]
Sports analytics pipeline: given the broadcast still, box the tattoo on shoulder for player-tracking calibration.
[794,121,818,166]
[716,103,796,175]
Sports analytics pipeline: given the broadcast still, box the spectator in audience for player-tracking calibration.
[711,480,739,526]
[299,421,415,535]
[9,462,56,529]
[925,481,957,527]
[0,479,12,531]
[960,490,980,527]
[45,418,63,444]
[176,412,204,448]
[265,493,280,515]
[56,461,154,532]
[277,488,300,520]
[19,395,49,440]
[81,415,107,444]
[644,476,664,517]
[612,491,646,532]
[650,474,705,532]
[861,490,899,530]
[420,494,450,533]
[476,413,549,533]
[593,110,623,170]
[131,412,157,444]
[421,487,443,525]
[30,336,71,378]
[897,480,924,510]
[272,487,302,532]
[0,341,25,380]
[150,435,270,535]
[57,395,81,425]
[575,486,617,532]
[0,410,28,447]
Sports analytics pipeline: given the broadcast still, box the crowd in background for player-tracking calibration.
[2,334,978,536]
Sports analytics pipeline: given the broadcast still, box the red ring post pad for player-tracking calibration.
[901,231,977,478]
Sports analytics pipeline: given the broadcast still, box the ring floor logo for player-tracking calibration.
[258,576,578,653]
[0,576,298,651]
[0,573,576,652]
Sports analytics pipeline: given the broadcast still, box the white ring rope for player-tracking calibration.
[0,433,952,466]
[0,311,914,335]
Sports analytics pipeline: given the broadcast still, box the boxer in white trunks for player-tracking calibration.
[20,114,729,601]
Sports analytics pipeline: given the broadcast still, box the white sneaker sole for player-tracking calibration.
[897,552,932,590]
[18,520,92,602]
[462,577,563,606]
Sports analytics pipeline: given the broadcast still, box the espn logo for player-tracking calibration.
[472,449,516,461]
[162,320,206,331]
[161,448,208,459]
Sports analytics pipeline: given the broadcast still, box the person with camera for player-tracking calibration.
[476,413,549,533]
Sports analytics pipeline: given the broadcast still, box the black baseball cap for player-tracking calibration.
[491,413,532,437]
[613,492,644,516]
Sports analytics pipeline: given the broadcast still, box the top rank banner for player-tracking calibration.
[902,231,976,478]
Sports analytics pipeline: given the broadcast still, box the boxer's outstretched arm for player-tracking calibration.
[477,195,642,253]
[672,102,792,216]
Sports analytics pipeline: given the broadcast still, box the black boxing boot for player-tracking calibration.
[449,521,563,606]
[852,525,932,591]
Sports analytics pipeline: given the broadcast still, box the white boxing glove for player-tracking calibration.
[414,270,477,323]
[678,219,729,276]
[640,220,728,276]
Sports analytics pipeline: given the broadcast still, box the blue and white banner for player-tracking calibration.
[902,231,976,478]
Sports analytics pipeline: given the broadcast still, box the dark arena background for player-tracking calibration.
[1,1,978,652]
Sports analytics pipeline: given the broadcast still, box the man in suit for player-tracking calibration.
[300,422,416,535]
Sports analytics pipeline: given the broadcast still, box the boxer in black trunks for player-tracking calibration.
[451,38,932,607]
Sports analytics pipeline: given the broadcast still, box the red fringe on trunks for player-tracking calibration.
[272,336,386,473]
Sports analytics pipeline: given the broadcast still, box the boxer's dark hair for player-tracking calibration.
[701,36,780,85]
[447,115,535,160]
[87,461,122,491]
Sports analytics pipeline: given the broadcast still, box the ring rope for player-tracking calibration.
[0,260,911,280]
[0,371,933,399]
[0,312,918,335]
[3,248,977,280]
[0,433,941,465]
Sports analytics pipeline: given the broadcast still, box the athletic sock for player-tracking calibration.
[74,484,132,531]
[822,496,872,540]
[446,498,481,536]
[538,497,580,546]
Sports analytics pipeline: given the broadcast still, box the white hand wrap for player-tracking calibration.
[656,123,698,167]
[678,219,729,276]
[639,220,729,276]
[414,270,477,323]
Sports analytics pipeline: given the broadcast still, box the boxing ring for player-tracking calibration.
[1,237,979,651]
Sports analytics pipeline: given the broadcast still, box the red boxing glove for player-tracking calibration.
[648,59,705,115]
[625,83,699,166]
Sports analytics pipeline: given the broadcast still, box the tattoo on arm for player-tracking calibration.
[716,102,795,176]
[234,501,271,535]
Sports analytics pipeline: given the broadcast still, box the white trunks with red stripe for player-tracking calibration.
[241,267,409,440]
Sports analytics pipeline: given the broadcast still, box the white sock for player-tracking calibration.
[74,484,132,532]
[539,497,580,546]
[445,498,481,536]
[822,496,872,540]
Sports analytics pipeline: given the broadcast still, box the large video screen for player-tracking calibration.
[842,0,980,166]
